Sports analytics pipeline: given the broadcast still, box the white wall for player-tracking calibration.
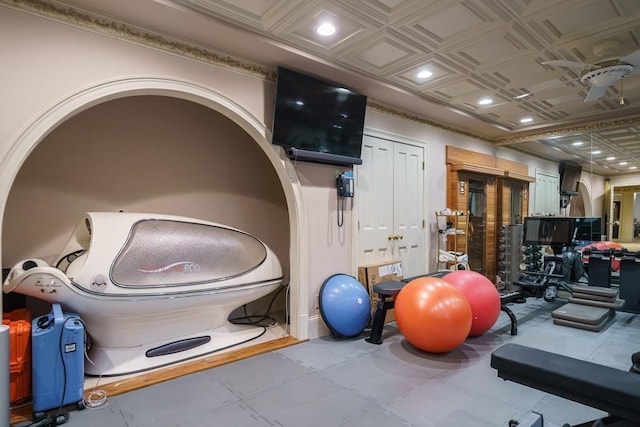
[2,4,616,342]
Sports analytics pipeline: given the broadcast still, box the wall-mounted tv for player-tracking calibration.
[559,162,581,196]
[271,67,367,166]
[523,217,574,250]
[571,217,602,242]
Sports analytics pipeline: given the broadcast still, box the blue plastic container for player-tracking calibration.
[32,304,84,413]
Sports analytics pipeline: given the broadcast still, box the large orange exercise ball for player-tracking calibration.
[394,277,472,353]
[443,270,501,336]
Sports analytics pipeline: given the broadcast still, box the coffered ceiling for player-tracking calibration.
[45,0,640,175]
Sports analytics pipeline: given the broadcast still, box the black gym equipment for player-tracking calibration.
[618,250,640,313]
[583,248,613,288]
[491,343,640,426]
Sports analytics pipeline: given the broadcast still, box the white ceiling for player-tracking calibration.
[50,0,640,175]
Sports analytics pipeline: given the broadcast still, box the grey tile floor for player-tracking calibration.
[51,298,640,426]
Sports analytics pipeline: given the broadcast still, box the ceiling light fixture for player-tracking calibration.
[417,70,433,79]
[520,117,533,124]
[631,166,638,170]
[478,97,493,105]
[316,22,336,36]
[514,93,531,99]
[620,161,628,166]
[572,141,583,146]
[606,156,615,161]
[591,150,602,155]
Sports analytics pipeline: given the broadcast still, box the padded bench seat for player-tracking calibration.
[491,343,640,423]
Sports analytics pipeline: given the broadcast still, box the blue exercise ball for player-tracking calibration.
[319,274,370,338]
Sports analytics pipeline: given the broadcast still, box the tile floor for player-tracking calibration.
[34,298,640,427]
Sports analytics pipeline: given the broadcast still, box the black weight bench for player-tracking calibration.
[365,273,522,345]
[491,343,640,426]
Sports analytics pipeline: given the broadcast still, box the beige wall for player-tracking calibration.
[2,96,289,269]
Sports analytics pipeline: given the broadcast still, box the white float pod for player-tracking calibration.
[3,212,283,376]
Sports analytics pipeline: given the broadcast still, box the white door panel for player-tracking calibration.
[357,133,425,277]
[393,143,424,278]
[535,170,560,215]
[358,136,395,265]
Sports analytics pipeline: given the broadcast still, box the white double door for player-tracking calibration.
[356,131,426,278]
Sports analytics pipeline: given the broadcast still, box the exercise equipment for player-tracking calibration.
[584,248,613,287]
[394,277,471,353]
[319,274,370,338]
[553,285,623,331]
[491,343,640,426]
[618,250,640,313]
[582,241,623,274]
[366,272,522,345]
[444,270,501,336]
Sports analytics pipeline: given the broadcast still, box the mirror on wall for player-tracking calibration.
[522,121,640,243]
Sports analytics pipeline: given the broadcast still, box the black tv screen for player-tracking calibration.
[571,217,602,242]
[272,67,367,165]
[523,217,574,247]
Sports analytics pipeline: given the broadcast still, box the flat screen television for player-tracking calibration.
[523,217,574,249]
[271,67,367,166]
[559,163,581,196]
[571,217,602,242]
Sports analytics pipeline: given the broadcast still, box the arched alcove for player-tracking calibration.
[570,180,592,217]
[0,78,308,340]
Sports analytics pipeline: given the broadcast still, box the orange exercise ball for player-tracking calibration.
[394,277,472,353]
[444,270,501,336]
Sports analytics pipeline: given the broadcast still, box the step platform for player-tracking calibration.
[571,292,616,302]
[572,285,618,300]
[568,297,625,310]
[552,303,615,332]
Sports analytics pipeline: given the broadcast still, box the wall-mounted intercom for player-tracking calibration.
[337,171,354,198]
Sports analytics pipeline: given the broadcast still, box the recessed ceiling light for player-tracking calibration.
[591,150,601,155]
[520,117,533,123]
[620,161,628,166]
[416,70,433,79]
[606,156,615,161]
[316,22,336,36]
[478,97,493,105]
[572,141,583,146]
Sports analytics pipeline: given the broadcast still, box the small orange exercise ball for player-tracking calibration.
[444,270,501,336]
[394,277,472,353]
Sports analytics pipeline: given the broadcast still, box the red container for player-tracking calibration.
[2,308,32,404]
